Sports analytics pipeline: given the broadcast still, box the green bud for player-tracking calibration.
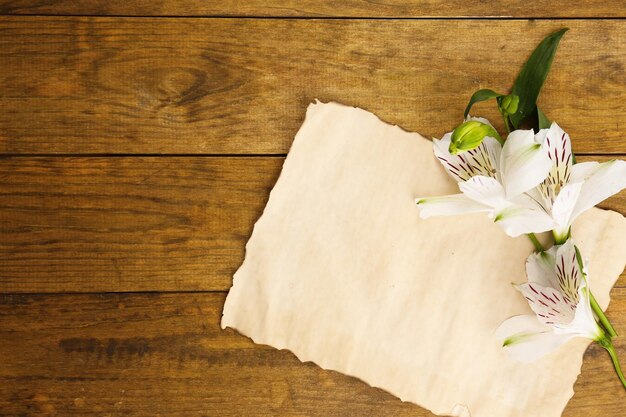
[500,94,519,115]
[449,120,502,155]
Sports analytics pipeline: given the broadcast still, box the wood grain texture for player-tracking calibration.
[1,292,625,416]
[1,156,624,293]
[0,18,624,154]
[0,157,281,292]
[0,0,624,18]
[1,12,626,417]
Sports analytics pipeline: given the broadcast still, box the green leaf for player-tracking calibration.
[537,107,551,129]
[463,89,502,118]
[509,28,568,129]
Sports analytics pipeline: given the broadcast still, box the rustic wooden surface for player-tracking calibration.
[0,155,624,294]
[1,292,626,416]
[0,18,624,154]
[0,4,625,417]
[0,0,624,18]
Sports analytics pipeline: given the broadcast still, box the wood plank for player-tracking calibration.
[0,157,281,293]
[0,0,624,18]
[1,156,624,293]
[0,18,624,154]
[0,292,625,416]
[0,292,430,417]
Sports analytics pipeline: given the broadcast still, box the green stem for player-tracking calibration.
[598,335,626,390]
[590,292,618,338]
[526,233,544,252]
[501,112,511,135]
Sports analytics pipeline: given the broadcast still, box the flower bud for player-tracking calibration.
[449,120,501,155]
[500,94,519,115]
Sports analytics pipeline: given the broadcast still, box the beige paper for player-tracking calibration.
[221,101,626,417]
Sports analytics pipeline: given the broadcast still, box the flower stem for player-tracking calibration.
[526,233,544,252]
[598,335,626,390]
[590,292,618,338]
[500,112,511,135]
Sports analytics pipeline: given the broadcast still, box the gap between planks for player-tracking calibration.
[1,15,626,20]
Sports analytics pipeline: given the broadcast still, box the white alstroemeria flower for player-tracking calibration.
[496,239,602,362]
[416,118,554,237]
[529,122,626,242]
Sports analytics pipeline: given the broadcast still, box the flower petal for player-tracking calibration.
[550,241,602,339]
[415,194,490,218]
[500,129,552,198]
[569,161,599,183]
[535,122,573,207]
[458,175,508,208]
[570,159,626,222]
[516,282,576,326]
[496,315,575,363]
[433,134,501,182]
[492,195,555,237]
[526,247,559,288]
[563,287,603,340]
[550,181,583,238]
[554,239,583,305]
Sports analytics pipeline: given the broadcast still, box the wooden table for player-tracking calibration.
[0,2,625,416]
